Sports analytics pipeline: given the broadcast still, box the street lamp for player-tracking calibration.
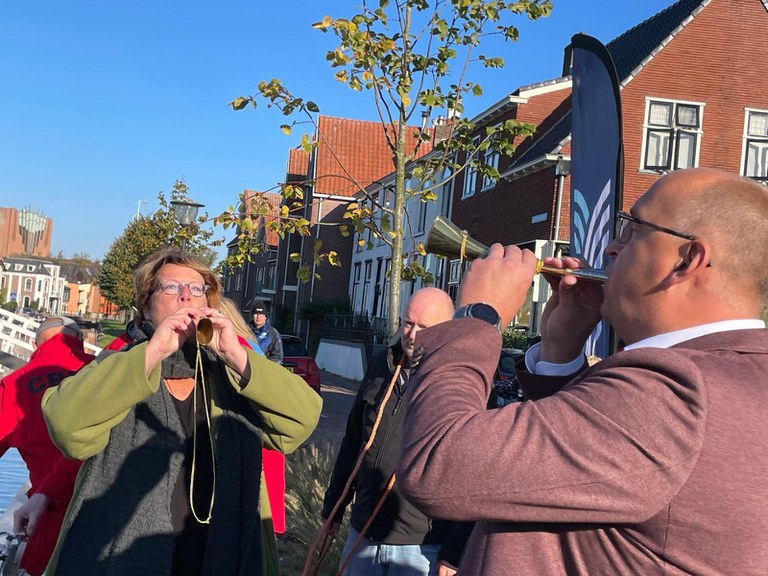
[170,198,204,249]
[134,199,147,221]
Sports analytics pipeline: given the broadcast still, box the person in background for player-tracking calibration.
[249,306,283,363]
[42,247,321,576]
[322,287,472,576]
[397,168,768,575]
[0,317,94,576]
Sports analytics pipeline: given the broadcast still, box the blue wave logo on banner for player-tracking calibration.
[571,181,613,270]
[572,181,614,356]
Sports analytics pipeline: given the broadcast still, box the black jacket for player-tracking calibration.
[321,341,472,568]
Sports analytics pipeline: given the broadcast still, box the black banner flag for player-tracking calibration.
[569,33,624,358]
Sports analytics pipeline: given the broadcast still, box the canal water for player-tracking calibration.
[0,449,28,516]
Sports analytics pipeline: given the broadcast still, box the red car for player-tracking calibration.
[281,335,321,394]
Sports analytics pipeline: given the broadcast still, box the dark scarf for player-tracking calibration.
[54,321,265,576]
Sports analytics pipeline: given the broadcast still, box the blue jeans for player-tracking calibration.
[339,527,440,576]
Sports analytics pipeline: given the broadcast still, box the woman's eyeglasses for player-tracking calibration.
[155,281,210,297]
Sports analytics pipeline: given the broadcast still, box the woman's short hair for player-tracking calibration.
[133,246,221,326]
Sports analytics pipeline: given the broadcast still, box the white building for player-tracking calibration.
[348,157,455,321]
[0,257,65,314]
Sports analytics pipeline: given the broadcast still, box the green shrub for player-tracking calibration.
[502,327,530,350]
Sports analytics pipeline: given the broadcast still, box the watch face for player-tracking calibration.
[468,303,500,325]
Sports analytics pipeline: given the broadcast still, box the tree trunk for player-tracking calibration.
[388,120,408,337]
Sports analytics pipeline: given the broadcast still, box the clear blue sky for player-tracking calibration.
[0,0,673,262]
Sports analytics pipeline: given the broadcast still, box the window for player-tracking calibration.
[361,261,373,315]
[24,278,32,291]
[642,99,703,171]
[743,109,768,180]
[380,259,391,319]
[415,194,428,235]
[265,260,277,290]
[351,263,362,311]
[447,259,462,301]
[482,129,501,191]
[462,137,480,198]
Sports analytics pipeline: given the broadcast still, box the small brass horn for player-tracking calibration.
[196,318,214,345]
[424,215,607,283]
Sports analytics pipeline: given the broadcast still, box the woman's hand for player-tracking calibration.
[144,307,199,374]
[196,307,251,380]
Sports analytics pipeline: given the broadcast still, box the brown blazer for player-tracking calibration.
[398,318,768,575]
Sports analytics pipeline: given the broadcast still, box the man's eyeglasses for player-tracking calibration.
[155,281,210,298]
[614,211,697,244]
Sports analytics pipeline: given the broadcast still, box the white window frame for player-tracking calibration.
[461,137,480,199]
[640,97,704,172]
[741,108,768,180]
[481,125,501,191]
[351,262,361,312]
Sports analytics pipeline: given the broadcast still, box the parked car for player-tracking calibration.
[281,335,321,394]
[491,347,524,407]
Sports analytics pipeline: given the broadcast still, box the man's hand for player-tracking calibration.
[13,493,49,536]
[438,562,458,576]
[538,256,604,363]
[457,243,538,328]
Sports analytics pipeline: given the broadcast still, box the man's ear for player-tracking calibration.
[673,240,711,277]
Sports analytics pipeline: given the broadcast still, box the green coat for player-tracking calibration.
[42,342,322,575]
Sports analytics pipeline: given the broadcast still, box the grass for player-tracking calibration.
[97,319,128,348]
[279,442,349,576]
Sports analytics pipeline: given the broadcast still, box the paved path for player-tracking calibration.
[308,370,360,448]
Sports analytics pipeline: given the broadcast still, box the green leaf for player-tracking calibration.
[281,124,292,135]
[229,96,250,111]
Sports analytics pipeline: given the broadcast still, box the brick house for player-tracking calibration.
[273,115,428,345]
[444,0,768,331]
[221,189,282,316]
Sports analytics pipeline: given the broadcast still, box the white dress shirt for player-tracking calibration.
[526,319,766,376]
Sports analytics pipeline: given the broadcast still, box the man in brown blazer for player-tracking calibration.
[397,168,768,575]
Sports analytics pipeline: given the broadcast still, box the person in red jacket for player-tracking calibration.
[0,316,94,576]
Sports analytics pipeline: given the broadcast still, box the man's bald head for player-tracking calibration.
[604,169,768,342]
[35,316,83,347]
[400,288,455,360]
[643,168,768,310]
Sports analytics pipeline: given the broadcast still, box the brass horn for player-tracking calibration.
[424,215,607,283]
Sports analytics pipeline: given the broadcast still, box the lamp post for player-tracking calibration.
[135,199,147,221]
[170,198,204,249]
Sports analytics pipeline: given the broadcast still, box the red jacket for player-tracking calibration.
[0,333,94,576]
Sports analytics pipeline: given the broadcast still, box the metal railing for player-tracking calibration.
[320,314,390,361]
[0,309,102,375]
